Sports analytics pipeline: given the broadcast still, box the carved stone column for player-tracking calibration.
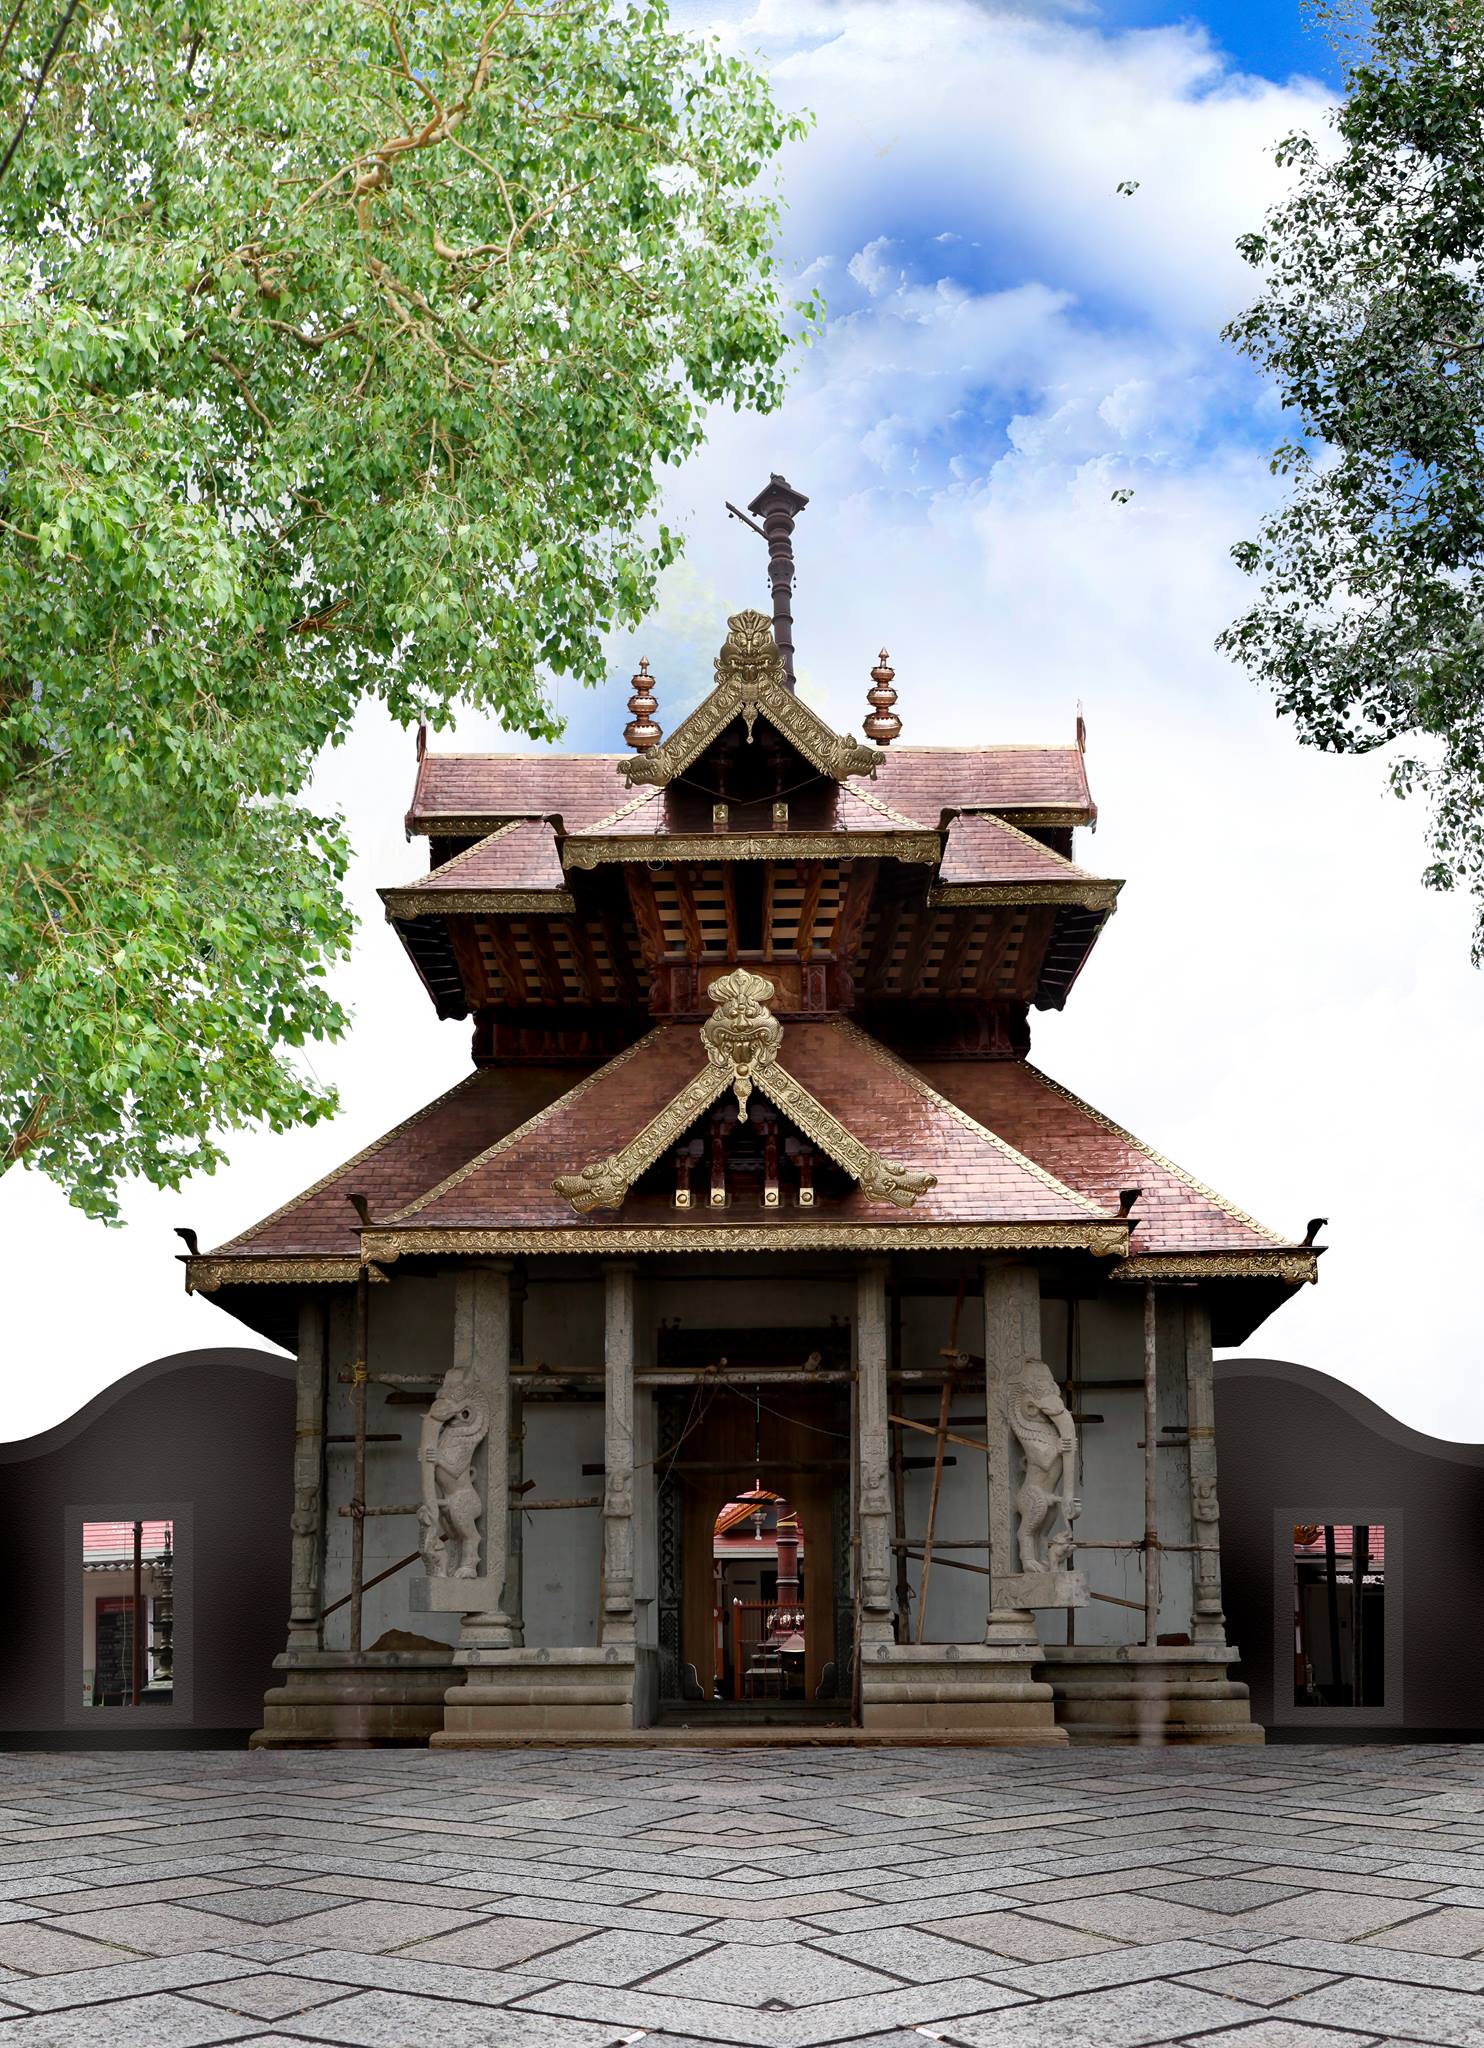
[855,1259,894,1646]
[601,1261,638,1647]
[1184,1296,1227,1645]
[983,1261,1042,1644]
[506,1271,526,1648]
[450,1261,517,1653]
[286,1298,328,1651]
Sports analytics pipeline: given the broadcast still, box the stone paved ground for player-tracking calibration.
[1,1748,1483,2047]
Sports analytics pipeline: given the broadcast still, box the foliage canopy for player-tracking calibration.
[1222,0,1484,957]
[0,0,808,1217]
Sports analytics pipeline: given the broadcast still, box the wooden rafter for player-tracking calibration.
[674,866,706,964]
[863,880,906,995]
[526,919,569,1005]
[935,910,977,994]
[1007,906,1057,999]
[448,920,496,1007]
[599,906,643,1004]
[831,858,878,966]
[623,869,669,973]
[973,912,1019,998]
[565,917,604,1005]
[485,919,531,1006]
[795,862,825,962]
[896,904,938,997]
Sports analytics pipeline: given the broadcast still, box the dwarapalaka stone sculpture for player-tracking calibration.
[1009,1357,1081,1574]
[418,1366,489,1579]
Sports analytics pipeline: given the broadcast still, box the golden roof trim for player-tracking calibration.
[926,880,1121,910]
[1023,1062,1293,1248]
[362,1222,1131,1260]
[618,610,884,790]
[1114,1251,1319,1284]
[552,971,936,1215]
[564,831,940,871]
[187,1256,361,1291]
[382,887,578,918]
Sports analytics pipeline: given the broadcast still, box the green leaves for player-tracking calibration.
[1221,0,1484,960]
[0,0,808,1215]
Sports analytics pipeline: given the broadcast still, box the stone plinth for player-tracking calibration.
[433,1645,660,1745]
[858,1643,1066,1744]
[251,1649,461,1747]
[1039,1643,1263,1745]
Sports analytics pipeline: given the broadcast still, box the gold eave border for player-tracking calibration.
[1113,1250,1321,1284]
[406,803,1097,837]
[927,881,1121,911]
[361,1221,1131,1260]
[382,887,578,918]
[563,832,941,871]
[187,1255,360,1292]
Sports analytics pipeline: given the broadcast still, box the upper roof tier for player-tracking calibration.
[406,740,1097,838]
[384,609,1117,1030]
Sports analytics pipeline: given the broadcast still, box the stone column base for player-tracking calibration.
[1039,1644,1264,1745]
[432,1645,659,1746]
[859,1643,1067,1744]
[250,1649,461,1748]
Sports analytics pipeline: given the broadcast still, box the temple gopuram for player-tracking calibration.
[185,480,1320,1746]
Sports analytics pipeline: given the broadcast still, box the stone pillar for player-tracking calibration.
[451,1261,517,1652]
[982,1261,1042,1644]
[601,1261,637,1647]
[286,1298,328,1651]
[506,1271,526,1648]
[1184,1297,1227,1646]
[855,1259,894,1645]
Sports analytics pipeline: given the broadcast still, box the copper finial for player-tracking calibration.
[863,649,901,745]
[623,657,662,753]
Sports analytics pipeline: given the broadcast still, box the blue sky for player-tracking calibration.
[5,0,1482,1445]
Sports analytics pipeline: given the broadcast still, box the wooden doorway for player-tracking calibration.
[656,1378,853,1715]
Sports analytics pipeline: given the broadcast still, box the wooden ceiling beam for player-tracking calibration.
[623,869,670,975]
[485,918,531,1005]
[831,858,878,967]
[896,903,939,997]
[863,880,905,995]
[935,910,976,995]
[599,904,644,1005]
[449,920,496,1006]
[1006,906,1058,999]
[674,865,706,964]
[526,918,569,1004]
[795,862,825,962]
[565,916,604,1006]
[973,912,1019,998]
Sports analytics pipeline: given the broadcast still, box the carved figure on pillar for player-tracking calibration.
[418,1366,489,1580]
[1009,1358,1081,1574]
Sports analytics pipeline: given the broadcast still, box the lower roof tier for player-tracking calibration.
[190,1028,1317,1349]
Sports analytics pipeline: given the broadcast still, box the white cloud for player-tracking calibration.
[4,0,1480,1451]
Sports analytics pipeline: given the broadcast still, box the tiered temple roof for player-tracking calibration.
[190,605,1318,1345]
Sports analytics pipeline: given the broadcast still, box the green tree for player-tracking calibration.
[0,0,809,1218]
[1221,0,1484,956]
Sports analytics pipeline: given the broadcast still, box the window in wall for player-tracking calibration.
[1293,1523,1385,1708]
[81,1519,174,1708]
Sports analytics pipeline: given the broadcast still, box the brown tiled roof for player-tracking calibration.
[406,820,566,892]
[939,814,1100,887]
[383,1022,1106,1236]
[873,746,1094,823]
[408,754,624,833]
[911,1059,1289,1254]
[408,743,1095,835]
[568,779,934,847]
[206,1066,596,1259]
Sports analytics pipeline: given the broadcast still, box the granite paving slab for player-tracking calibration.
[2,1747,1484,2047]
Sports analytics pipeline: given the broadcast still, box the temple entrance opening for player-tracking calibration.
[712,1491,808,1703]
[657,1368,852,1724]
